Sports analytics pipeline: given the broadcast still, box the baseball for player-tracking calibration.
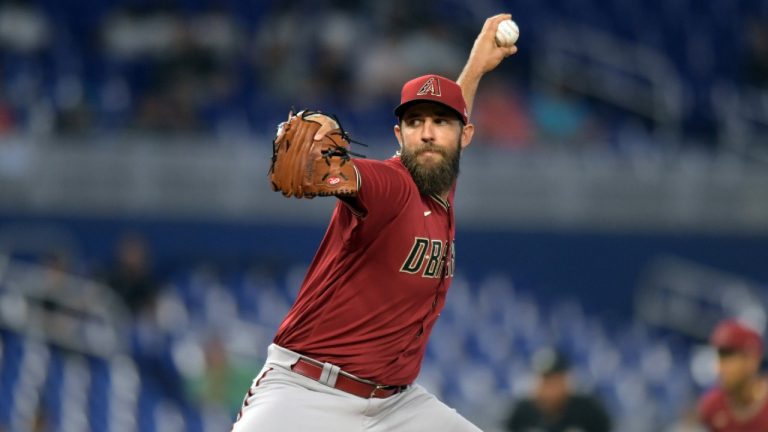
[495,19,519,47]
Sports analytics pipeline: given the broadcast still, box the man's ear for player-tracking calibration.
[394,124,404,148]
[460,123,475,150]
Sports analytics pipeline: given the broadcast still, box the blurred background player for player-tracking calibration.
[697,319,768,431]
[505,348,611,432]
[100,232,158,316]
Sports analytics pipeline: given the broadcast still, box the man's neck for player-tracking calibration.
[730,376,766,407]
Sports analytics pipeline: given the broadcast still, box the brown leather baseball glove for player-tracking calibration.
[269,111,360,198]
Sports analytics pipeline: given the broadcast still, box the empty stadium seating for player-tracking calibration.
[0,263,704,431]
[0,0,764,144]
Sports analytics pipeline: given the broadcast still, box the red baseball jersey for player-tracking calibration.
[698,385,768,431]
[273,156,456,386]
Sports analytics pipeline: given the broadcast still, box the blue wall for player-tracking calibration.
[2,213,767,318]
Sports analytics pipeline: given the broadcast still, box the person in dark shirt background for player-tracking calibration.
[506,348,612,432]
[103,232,158,314]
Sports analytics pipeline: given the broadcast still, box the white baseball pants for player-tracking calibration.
[231,344,482,432]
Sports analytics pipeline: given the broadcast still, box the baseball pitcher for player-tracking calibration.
[233,14,518,432]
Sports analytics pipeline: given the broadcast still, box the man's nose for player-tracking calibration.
[420,119,435,142]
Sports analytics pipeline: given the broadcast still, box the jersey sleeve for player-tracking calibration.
[339,158,412,219]
[696,389,719,427]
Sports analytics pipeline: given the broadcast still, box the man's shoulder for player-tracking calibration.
[355,156,407,173]
[697,386,727,418]
[507,397,539,427]
[339,156,414,217]
[569,393,605,407]
[565,393,608,416]
[510,397,538,414]
[353,156,414,194]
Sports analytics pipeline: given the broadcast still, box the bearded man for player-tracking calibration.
[233,14,518,432]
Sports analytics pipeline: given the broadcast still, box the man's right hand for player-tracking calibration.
[458,13,519,117]
[466,14,518,76]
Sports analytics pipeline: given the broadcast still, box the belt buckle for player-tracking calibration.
[369,384,387,398]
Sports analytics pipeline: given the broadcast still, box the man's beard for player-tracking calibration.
[400,140,461,196]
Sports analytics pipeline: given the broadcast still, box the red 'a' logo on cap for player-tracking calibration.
[416,77,441,96]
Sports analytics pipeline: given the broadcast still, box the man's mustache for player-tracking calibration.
[415,145,448,156]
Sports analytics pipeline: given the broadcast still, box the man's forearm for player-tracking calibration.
[456,14,518,120]
[457,64,484,119]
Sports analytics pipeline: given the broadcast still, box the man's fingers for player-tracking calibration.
[314,124,333,141]
[487,13,511,24]
[481,14,513,44]
[484,13,512,31]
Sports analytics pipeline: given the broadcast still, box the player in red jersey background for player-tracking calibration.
[697,319,768,431]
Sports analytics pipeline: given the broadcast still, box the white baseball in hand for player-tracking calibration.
[495,19,519,47]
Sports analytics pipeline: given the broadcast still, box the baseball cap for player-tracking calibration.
[710,319,764,355]
[531,348,570,376]
[394,74,469,124]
